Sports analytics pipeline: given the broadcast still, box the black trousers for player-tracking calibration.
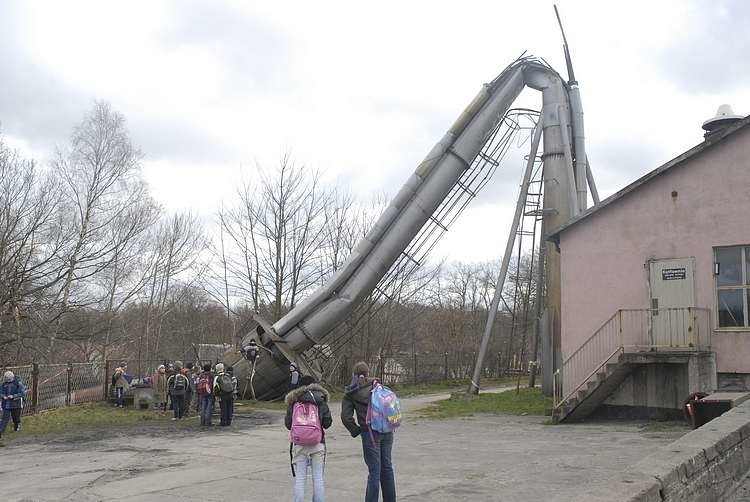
[172,394,186,419]
[219,397,233,425]
[0,408,21,432]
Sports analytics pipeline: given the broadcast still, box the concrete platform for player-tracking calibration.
[2,391,688,501]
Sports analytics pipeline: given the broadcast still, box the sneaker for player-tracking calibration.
[171,417,177,421]
[13,426,20,432]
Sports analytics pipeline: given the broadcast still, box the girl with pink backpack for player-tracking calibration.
[285,374,332,502]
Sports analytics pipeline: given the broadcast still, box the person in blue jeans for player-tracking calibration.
[341,361,396,502]
[0,371,25,440]
[197,364,214,426]
[285,374,332,502]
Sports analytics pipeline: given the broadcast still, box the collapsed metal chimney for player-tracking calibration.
[702,104,743,139]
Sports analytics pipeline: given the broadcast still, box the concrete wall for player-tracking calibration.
[559,126,750,373]
[597,353,716,418]
[601,364,688,418]
[580,398,750,502]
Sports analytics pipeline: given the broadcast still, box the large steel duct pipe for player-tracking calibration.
[537,74,574,396]
[276,65,527,353]
[569,86,588,211]
[247,59,586,399]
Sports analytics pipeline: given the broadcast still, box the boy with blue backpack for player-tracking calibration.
[285,374,332,502]
[341,362,400,502]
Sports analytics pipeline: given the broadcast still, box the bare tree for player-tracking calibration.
[143,212,205,360]
[50,102,146,350]
[215,156,331,322]
[0,138,63,361]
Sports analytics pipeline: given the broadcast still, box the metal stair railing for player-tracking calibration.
[553,311,621,408]
[553,307,712,408]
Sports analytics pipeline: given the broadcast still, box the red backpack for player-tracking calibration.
[197,373,212,396]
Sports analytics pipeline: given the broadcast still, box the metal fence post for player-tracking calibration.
[103,359,110,400]
[66,363,73,406]
[31,362,39,414]
[444,352,448,381]
[413,353,417,384]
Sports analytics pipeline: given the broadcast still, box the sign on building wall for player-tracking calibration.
[661,267,687,281]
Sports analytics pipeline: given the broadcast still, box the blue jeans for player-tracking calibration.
[115,387,124,407]
[200,395,213,426]
[361,430,396,502]
[294,449,325,502]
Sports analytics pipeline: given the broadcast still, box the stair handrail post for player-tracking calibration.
[617,309,623,349]
[688,306,696,348]
[553,368,561,406]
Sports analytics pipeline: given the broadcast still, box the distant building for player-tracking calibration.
[551,110,749,421]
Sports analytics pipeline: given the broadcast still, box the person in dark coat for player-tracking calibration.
[341,361,396,502]
[0,371,25,439]
[288,363,300,392]
[285,375,332,502]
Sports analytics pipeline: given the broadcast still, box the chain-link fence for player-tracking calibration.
[1,357,218,416]
[1,362,105,416]
[325,351,535,388]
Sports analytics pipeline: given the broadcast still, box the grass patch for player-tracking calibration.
[324,377,520,401]
[420,387,551,419]
[2,402,182,443]
[235,399,287,411]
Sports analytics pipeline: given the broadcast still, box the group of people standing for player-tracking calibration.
[111,359,239,427]
[285,361,397,502]
[152,361,238,426]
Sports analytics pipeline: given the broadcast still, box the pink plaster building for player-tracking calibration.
[550,113,750,422]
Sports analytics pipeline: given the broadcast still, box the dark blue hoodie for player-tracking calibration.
[1,377,25,410]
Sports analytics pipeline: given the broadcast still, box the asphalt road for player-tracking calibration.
[2,389,688,501]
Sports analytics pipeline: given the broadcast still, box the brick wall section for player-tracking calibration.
[579,400,750,501]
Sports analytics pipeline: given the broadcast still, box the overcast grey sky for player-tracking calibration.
[1,0,748,262]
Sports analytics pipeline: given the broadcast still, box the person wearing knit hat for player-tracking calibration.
[341,361,397,501]
[112,363,130,408]
[0,370,25,439]
[167,363,190,421]
[212,363,233,426]
[154,365,168,411]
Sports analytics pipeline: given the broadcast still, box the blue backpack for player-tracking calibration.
[366,379,402,433]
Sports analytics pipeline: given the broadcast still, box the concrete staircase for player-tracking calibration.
[553,353,634,423]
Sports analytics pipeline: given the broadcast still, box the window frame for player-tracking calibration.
[715,245,750,330]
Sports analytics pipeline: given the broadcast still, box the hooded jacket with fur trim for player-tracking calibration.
[284,383,333,436]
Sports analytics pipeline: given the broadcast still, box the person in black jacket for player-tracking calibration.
[341,361,396,502]
[285,375,332,502]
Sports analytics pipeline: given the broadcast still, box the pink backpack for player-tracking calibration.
[290,393,322,446]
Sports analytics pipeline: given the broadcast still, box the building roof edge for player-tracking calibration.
[548,114,750,242]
